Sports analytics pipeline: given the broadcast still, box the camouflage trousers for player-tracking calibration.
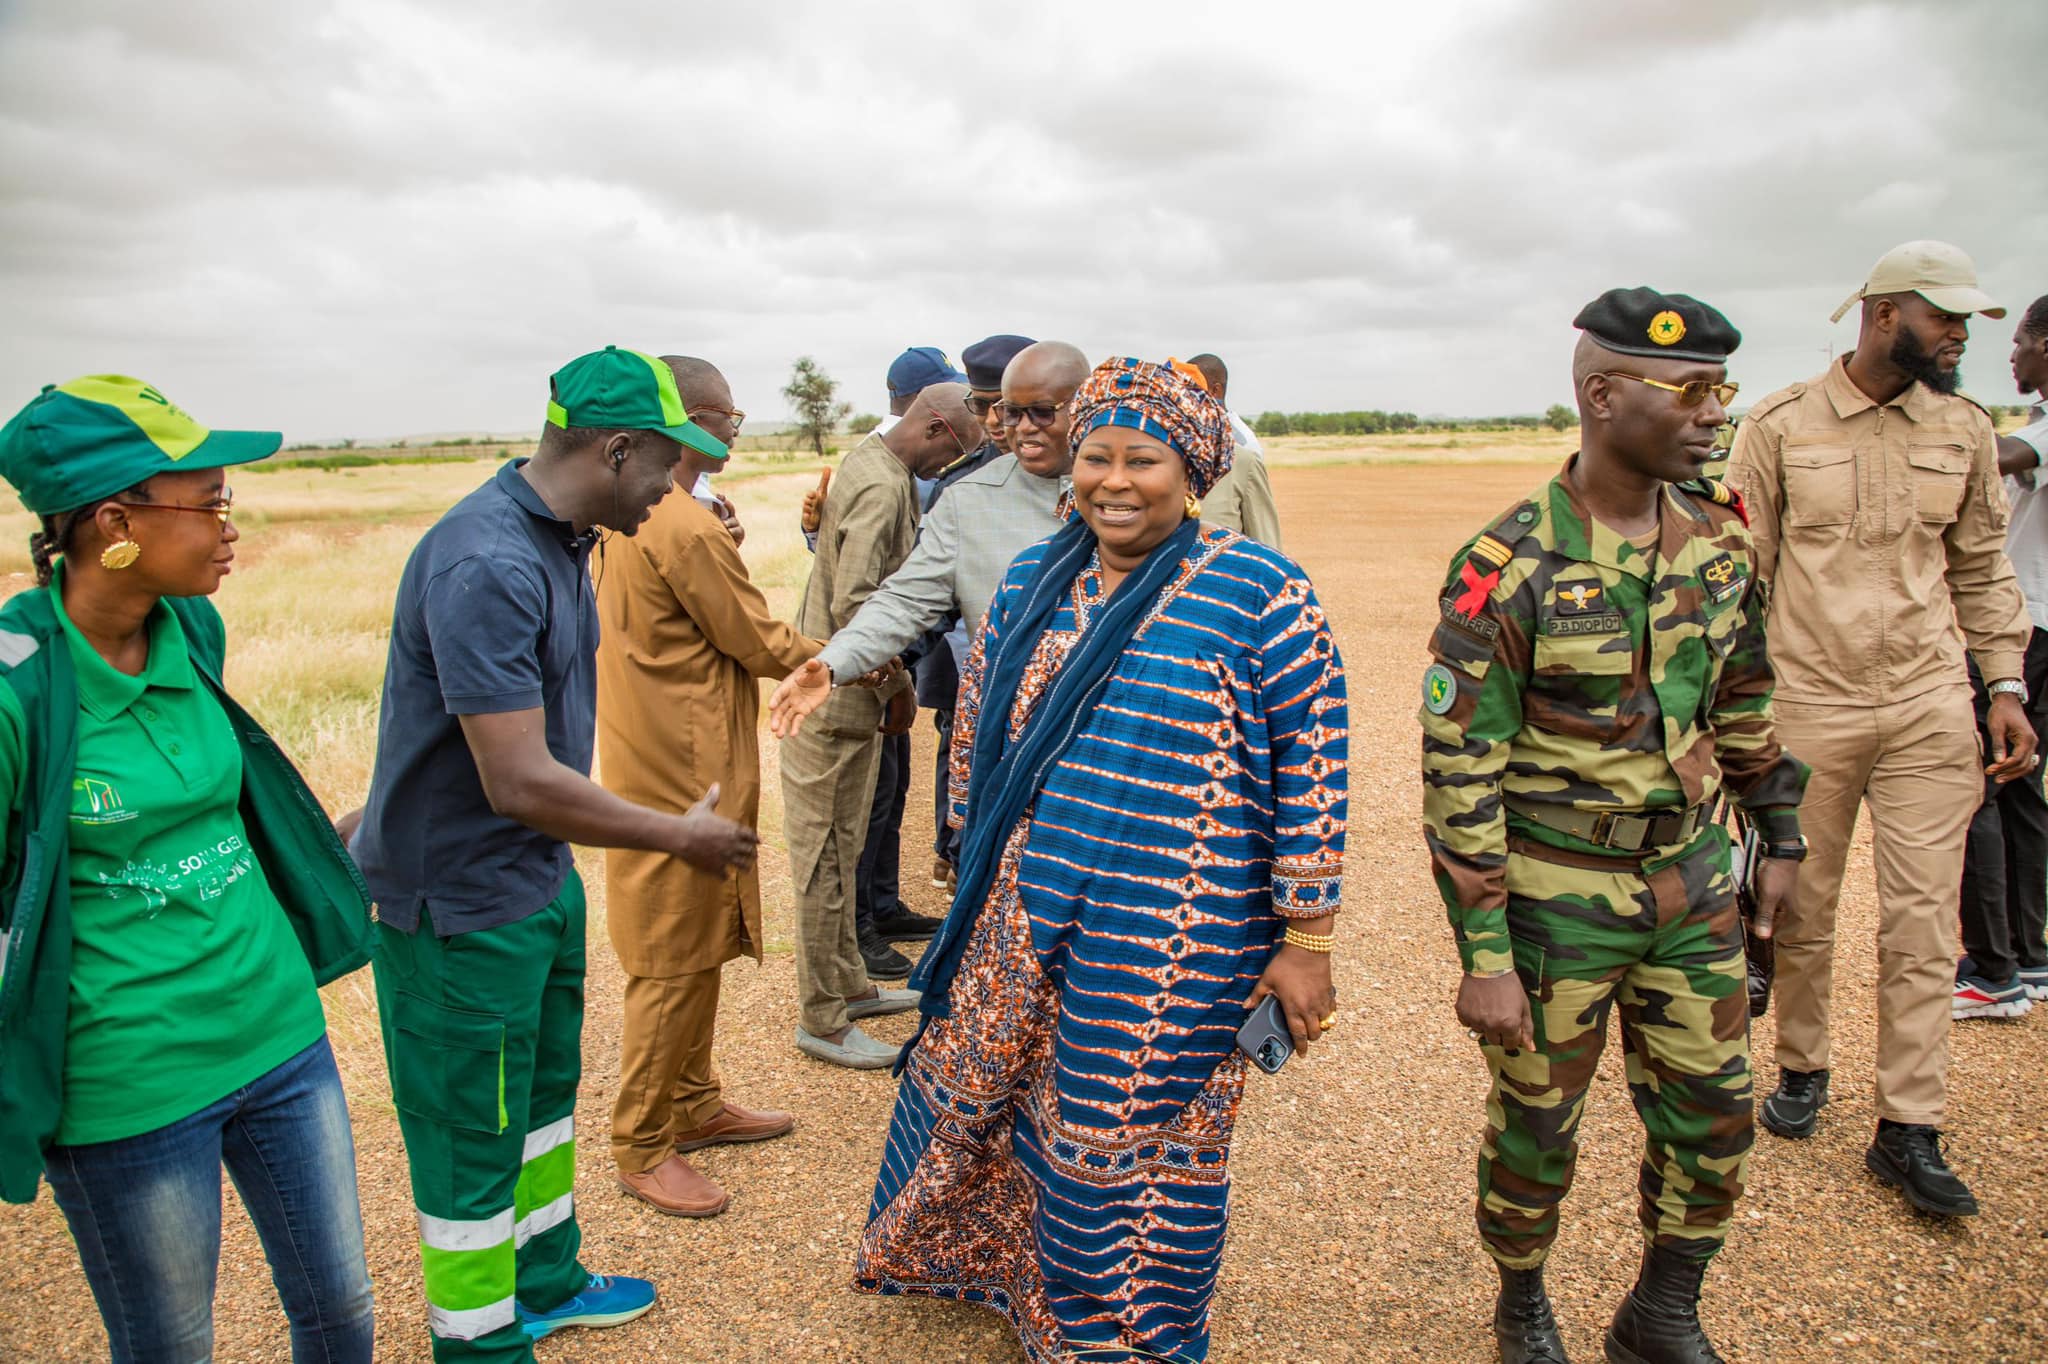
[1477,829,1752,1269]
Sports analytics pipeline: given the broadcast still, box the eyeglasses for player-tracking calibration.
[931,410,975,463]
[964,393,1001,418]
[1599,373,1739,409]
[692,405,746,434]
[998,400,1065,429]
[113,486,235,527]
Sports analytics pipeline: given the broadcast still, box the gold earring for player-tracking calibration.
[1184,493,1202,520]
[100,539,141,571]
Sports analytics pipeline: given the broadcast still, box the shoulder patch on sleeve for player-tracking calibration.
[1679,476,1748,526]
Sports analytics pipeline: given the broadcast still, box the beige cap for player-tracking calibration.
[1831,239,2006,323]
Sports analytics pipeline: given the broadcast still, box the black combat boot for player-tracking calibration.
[1758,1067,1828,1138]
[1604,1246,1723,1364]
[1494,1261,1570,1363]
[1866,1121,1979,1217]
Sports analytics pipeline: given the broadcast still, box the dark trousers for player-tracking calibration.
[856,730,911,930]
[931,708,960,866]
[1960,628,2048,982]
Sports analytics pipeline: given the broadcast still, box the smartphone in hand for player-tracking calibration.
[1236,995,1293,1075]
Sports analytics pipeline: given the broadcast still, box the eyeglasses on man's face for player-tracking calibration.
[964,393,1002,418]
[1599,373,1739,409]
[692,405,746,434]
[998,401,1065,429]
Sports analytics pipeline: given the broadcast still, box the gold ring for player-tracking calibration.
[1319,1013,1338,1030]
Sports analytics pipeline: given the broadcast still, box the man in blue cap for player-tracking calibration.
[915,334,1035,886]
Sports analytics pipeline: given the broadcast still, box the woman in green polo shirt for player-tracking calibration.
[0,377,377,1363]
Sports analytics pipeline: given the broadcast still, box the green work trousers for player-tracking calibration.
[1476,830,1753,1269]
[373,874,590,1363]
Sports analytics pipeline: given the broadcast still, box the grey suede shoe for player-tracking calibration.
[846,988,920,1020]
[794,1025,900,1070]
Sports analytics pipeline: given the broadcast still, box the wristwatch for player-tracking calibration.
[1761,835,1808,863]
[1989,678,2029,703]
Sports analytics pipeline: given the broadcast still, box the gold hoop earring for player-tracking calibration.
[100,539,141,571]
[1184,493,1202,521]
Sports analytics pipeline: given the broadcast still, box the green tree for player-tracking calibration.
[1253,410,1291,437]
[783,356,851,458]
[848,412,883,435]
[1544,403,1575,432]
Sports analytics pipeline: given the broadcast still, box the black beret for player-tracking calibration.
[961,334,1036,391]
[1573,287,1740,363]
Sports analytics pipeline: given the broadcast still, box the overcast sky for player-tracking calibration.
[2,0,2043,441]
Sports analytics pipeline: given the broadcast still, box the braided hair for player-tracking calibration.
[25,484,152,587]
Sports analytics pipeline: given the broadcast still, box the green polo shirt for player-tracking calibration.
[0,581,325,1145]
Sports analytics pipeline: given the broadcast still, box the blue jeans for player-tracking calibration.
[45,1035,375,1364]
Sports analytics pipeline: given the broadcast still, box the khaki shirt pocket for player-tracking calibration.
[1782,442,1856,528]
[1906,441,1970,525]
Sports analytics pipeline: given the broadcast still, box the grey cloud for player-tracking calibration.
[2,0,2045,440]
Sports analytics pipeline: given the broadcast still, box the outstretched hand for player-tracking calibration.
[768,658,834,738]
[669,783,759,874]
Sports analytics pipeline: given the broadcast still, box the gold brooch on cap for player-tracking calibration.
[1648,311,1686,346]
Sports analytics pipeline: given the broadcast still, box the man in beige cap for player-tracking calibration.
[1729,240,2036,1219]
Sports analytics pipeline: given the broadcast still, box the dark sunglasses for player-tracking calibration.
[998,401,1065,429]
[964,393,1001,418]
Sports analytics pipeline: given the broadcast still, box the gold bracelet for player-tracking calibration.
[1283,926,1335,954]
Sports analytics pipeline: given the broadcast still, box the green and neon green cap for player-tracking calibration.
[0,376,281,516]
[545,346,729,462]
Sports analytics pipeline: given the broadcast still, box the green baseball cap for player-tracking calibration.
[0,376,281,516]
[545,346,729,462]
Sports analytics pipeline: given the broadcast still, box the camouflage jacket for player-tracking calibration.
[1420,458,1809,975]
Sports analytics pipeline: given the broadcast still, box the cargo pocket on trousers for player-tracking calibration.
[389,992,507,1135]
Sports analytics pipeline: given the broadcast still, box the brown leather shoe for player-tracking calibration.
[617,1155,729,1218]
[672,1101,796,1154]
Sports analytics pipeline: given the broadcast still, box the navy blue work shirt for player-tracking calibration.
[353,460,600,935]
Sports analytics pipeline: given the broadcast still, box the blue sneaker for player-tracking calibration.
[2020,965,2048,1003]
[517,1273,656,1341]
[1953,972,2032,1020]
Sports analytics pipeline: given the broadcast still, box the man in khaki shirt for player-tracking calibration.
[780,384,977,1068]
[1729,240,2037,1219]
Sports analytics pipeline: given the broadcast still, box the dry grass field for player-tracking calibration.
[1,435,2044,1362]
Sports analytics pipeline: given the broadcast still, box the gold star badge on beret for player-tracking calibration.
[1648,310,1686,346]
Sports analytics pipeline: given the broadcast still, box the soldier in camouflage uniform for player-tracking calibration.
[1421,289,1810,1364]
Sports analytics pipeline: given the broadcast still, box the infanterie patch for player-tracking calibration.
[1423,663,1458,715]
[1553,582,1605,615]
[1440,597,1501,641]
[1700,552,1745,603]
[1544,612,1627,636]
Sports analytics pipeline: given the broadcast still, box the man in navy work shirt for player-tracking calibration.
[353,346,757,1363]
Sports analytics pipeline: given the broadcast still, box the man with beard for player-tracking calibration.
[1729,242,2034,1220]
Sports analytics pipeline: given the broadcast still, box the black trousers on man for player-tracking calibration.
[1960,630,2048,982]
[931,708,960,869]
[856,731,911,931]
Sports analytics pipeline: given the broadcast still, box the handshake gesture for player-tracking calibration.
[768,656,914,738]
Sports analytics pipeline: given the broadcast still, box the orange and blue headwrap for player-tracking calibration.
[1067,356,1235,498]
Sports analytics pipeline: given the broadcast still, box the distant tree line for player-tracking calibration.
[1253,405,1581,437]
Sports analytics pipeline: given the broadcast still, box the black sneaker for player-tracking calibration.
[872,906,943,942]
[1759,1067,1829,1139]
[1866,1122,1979,1218]
[857,926,913,980]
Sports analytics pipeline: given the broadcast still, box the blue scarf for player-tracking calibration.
[901,516,1202,1051]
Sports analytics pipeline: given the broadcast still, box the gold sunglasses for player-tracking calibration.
[1599,373,1739,408]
